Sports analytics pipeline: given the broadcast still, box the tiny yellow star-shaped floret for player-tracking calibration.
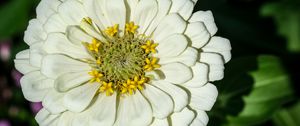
[96,58,102,65]
[105,24,119,37]
[100,82,114,96]
[130,76,147,90]
[88,38,101,53]
[126,22,139,34]
[141,40,158,54]
[121,79,137,95]
[144,58,161,71]
[88,70,103,83]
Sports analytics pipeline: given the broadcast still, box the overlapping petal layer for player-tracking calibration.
[15,0,231,125]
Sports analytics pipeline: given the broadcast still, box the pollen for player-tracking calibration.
[88,70,103,83]
[144,58,161,71]
[121,76,148,95]
[126,22,139,34]
[99,82,114,96]
[87,38,101,53]
[96,58,102,65]
[105,24,119,37]
[121,79,137,95]
[130,76,147,90]
[141,40,158,54]
[81,18,161,96]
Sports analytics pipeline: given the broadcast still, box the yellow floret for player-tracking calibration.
[144,58,161,71]
[126,22,139,34]
[100,82,114,96]
[141,40,158,54]
[88,70,103,83]
[105,24,119,37]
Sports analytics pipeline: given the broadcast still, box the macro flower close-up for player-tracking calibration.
[1,0,300,125]
[13,0,231,125]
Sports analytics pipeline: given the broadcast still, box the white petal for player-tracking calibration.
[36,0,61,23]
[58,0,87,25]
[188,83,218,111]
[89,93,117,126]
[155,34,188,57]
[35,108,60,126]
[79,20,106,41]
[43,33,91,59]
[42,89,67,114]
[114,91,152,126]
[202,36,232,63]
[65,111,89,126]
[159,63,192,84]
[71,114,90,126]
[57,112,74,126]
[126,0,138,20]
[43,14,67,33]
[126,0,138,13]
[185,22,211,48]
[105,0,126,31]
[189,11,218,36]
[82,0,102,29]
[20,71,53,102]
[41,54,90,79]
[14,59,39,74]
[152,14,186,42]
[24,19,46,45]
[142,84,173,119]
[177,0,195,20]
[199,53,225,81]
[171,107,195,126]
[132,0,158,33]
[169,0,188,13]
[145,71,162,80]
[66,26,93,46]
[15,50,39,74]
[192,0,198,3]
[55,71,90,92]
[145,0,171,35]
[190,110,209,126]
[150,118,169,126]
[30,43,46,67]
[183,63,209,88]
[16,49,30,59]
[83,0,110,30]
[152,80,188,112]
[64,83,100,112]
[159,47,198,67]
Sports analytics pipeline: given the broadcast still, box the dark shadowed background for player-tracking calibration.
[0,0,299,125]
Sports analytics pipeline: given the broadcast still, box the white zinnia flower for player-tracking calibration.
[14,0,231,125]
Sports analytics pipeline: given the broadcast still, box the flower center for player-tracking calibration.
[81,18,160,96]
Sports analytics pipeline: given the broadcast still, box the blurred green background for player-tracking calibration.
[0,0,299,126]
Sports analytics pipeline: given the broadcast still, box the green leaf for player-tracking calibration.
[208,55,294,126]
[0,0,34,39]
[261,1,300,53]
[272,101,300,126]
[196,0,288,55]
[226,56,294,125]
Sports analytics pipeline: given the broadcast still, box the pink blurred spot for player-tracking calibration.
[11,69,22,88]
[30,102,43,114]
[0,42,11,62]
[0,120,10,126]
